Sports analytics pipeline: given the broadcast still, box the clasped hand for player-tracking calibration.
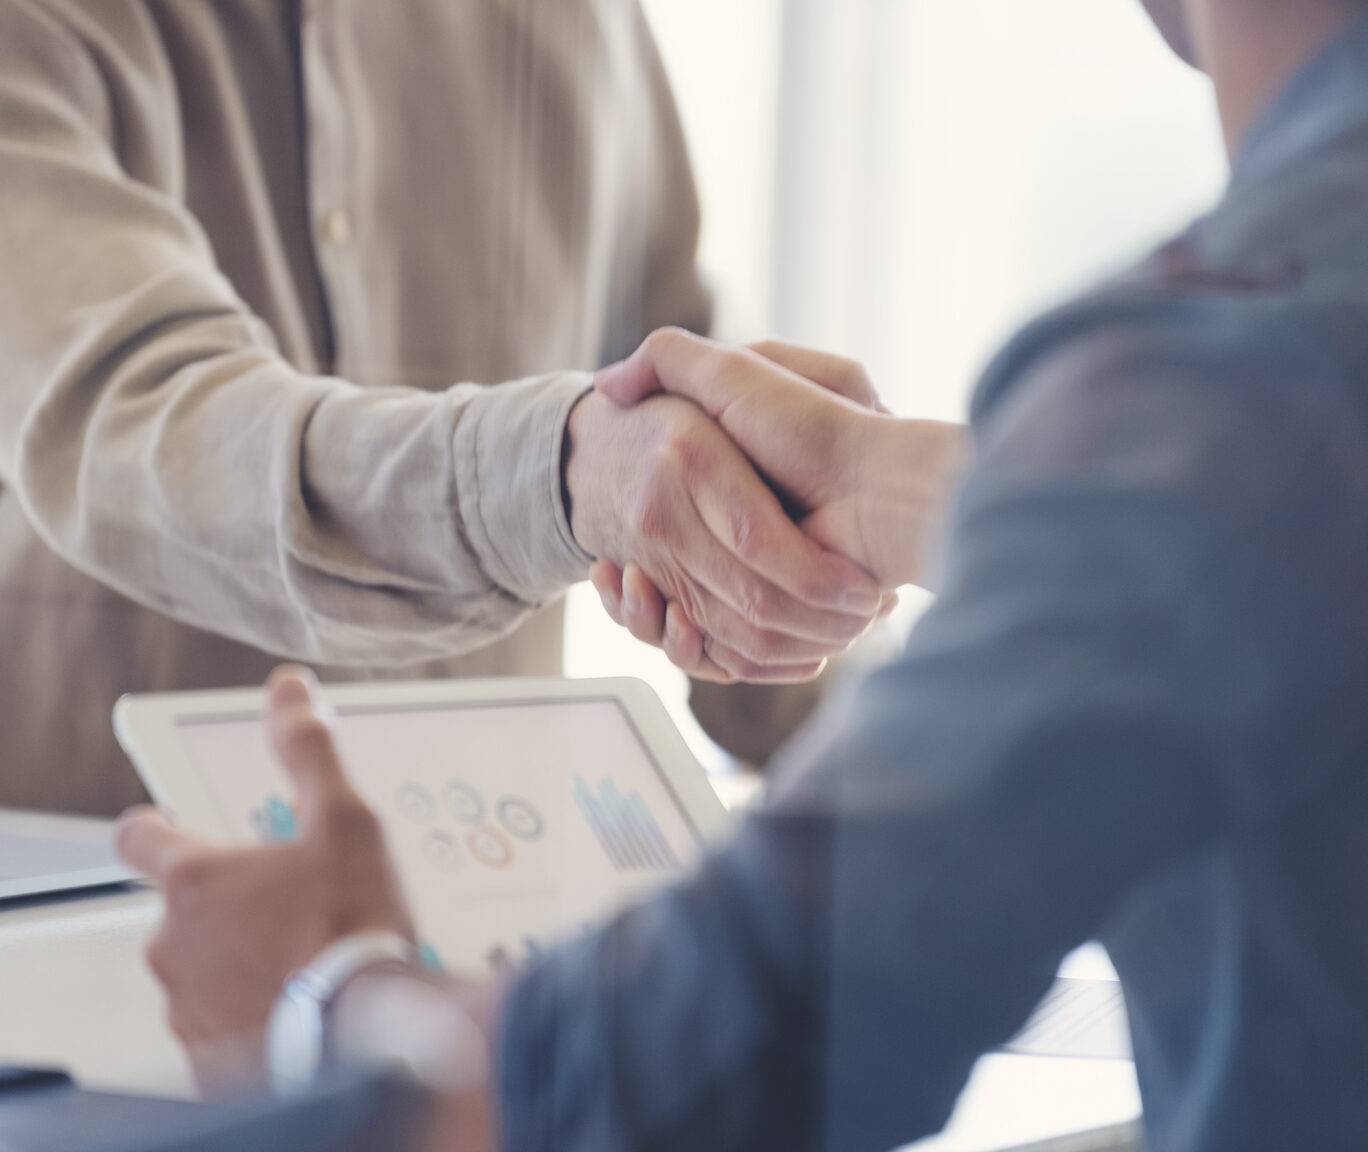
[568,329,962,682]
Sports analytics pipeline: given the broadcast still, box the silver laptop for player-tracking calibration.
[0,809,139,902]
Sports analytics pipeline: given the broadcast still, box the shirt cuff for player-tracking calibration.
[454,371,596,605]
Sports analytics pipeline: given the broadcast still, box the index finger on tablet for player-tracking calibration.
[265,667,352,813]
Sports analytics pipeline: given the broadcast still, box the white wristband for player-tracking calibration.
[267,931,416,1095]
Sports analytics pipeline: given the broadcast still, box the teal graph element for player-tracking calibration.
[250,796,298,843]
[573,775,680,872]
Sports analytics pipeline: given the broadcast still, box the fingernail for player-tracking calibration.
[269,667,315,707]
[841,585,883,615]
[623,586,642,618]
[665,611,683,646]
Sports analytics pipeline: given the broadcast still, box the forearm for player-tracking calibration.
[856,416,967,589]
[495,661,1223,1152]
[498,836,830,1152]
[331,966,506,1152]
[0,21,593,666]
[491,442,1246,1152]
[12,326,592,665]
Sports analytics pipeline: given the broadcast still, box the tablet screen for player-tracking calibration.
[172,698,702,975]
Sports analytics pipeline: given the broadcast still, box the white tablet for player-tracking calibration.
[114,677,729,976]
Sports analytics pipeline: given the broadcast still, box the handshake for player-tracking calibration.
[564,329,964,683]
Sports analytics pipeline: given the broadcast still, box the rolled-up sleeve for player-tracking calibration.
[496,310,1368,1152]
[0,1,592,667]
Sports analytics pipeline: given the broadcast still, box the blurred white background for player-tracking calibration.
[565,0,1228,757]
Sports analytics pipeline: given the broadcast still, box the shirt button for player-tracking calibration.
[321,208,352,247]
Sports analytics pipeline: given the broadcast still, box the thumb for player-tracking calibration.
[595,328,748,420]
[265,666,351,825]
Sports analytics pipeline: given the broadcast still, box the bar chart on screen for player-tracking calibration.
[574,775,681,872]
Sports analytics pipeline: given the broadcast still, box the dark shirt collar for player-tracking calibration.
[1233,10,1368,186]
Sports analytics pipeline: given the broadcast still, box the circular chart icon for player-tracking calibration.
[396,783,436,825]
[443,780,487,825]
[465,826,514,870]
[496,797,545,842]
[422,830,462,874]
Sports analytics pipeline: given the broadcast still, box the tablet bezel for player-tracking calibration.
[114,677,731,848]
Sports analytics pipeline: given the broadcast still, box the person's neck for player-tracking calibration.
[1194,1,1362,154]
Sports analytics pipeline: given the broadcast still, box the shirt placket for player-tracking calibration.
[298,0,353,379]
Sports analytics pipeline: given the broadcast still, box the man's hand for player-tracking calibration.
[116,666,415,1093]
[564,384,886,683]
[589,331,964,677]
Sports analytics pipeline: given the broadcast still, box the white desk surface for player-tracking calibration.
[0,798,1141,1150]
[0,887,190,1095]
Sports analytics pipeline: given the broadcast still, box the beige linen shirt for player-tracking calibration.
[0,0,711,814]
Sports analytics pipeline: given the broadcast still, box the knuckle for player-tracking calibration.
[735,581,777,631]
[145,932,178,987]
[327,795,383,847]
[716,349,756,395]
[720,651,763,681]
[797,566,843,608]
[162,854,211,908]
[716,615,771,666]
[666,649,700,677]
[644,326,690,359]
[700,640,742,684]
[727,507,768,565]
[676,586,711,637]
[628,484,674,545]
[715,639,788,681]
[628,614,663,647]
[112,813,143,862]
[666,648,703,677]
[665,429,707,480]
[166,1004,194,1045]
[749,633,790,666]
[840,360,874,399]
[284,713,335,761]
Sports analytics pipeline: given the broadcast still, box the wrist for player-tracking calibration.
[858,417,966,588]
[562,389,610,559]
[267,931,417,1096]
[331,967,501,1095]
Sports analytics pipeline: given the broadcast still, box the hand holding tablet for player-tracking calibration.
[115,669,417,1092]
[115,671,728,980]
